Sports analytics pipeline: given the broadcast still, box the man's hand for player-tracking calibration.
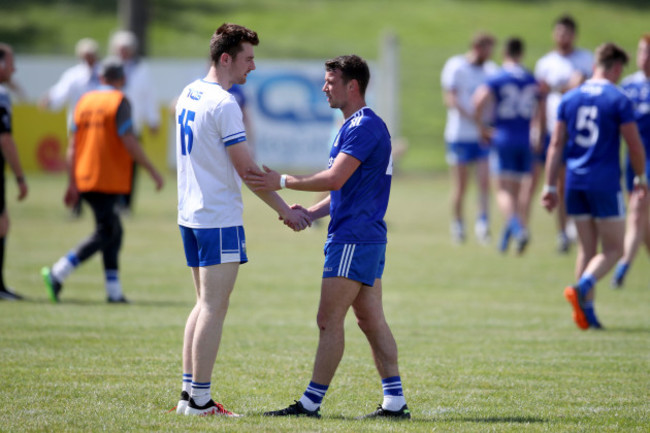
[16,178,27,201]
[64,183,79,208]
[281,205,311,232]
[541,188,558,213]
[245,165,282,191]
[149,168,165,191]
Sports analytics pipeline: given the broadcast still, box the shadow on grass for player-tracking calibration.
[18,297,190,308]
[324,414,547,424]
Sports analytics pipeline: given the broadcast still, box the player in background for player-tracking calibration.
[441,32,498,244]
[542,43,647,330]
[248,54,410,420]
[40,38,101,217]
[0,43,28,301]
[611,34,650,288]
[171,24,310,417]
[109,30,160,214]
[474,37,542,254]
[532,15,594,253]
[40,38,100,132]
[41,58,164,304]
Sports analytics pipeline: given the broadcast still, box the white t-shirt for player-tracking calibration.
[176,79,247,229]
[47,62,99,130]
[441,55,498,143]
[535,49,594,133]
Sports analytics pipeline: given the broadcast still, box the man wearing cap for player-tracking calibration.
[41,58,164,304]
[40,38,101,131]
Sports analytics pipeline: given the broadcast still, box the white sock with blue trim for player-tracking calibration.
[381,376,406,411]
[182,373,192,395]
[105,270,123,300]
[190,381,211,406]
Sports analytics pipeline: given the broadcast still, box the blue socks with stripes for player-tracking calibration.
[381,376,406,411]
[298,376,406,411]
[299,381,328,411]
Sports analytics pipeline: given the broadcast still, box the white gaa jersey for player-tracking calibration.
[176,79,247,228]
[441,55,498,143]
[535,49,594,133]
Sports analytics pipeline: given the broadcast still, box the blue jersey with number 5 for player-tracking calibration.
[486,64,539,149]
[558,79,635,191]
[327,107,392,244]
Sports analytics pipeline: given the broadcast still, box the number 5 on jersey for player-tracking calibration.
[178,108,196,155]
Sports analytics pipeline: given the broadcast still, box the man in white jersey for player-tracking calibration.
[531,15,594,253]
[171,24,311,417]
[441,32,498,244]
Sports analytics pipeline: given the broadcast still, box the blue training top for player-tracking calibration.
[486,64,539,149]
[558,79,636,191]
[327,107,392,244]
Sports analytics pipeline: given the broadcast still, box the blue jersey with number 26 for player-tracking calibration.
[486,64,539,149]
[558,79,635,191]
[327,107,392,244]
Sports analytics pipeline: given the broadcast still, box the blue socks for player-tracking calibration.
[299,381,328,411]
[382,376,406,411]
[576,273,601,328]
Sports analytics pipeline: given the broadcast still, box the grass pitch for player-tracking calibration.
[1,173,649,432]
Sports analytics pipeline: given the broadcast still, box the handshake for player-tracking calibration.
[279,204,312,232]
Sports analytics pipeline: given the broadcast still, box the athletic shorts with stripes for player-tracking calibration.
[179,225,248,267]
[322,242,386,287]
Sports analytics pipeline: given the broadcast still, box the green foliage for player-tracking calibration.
[1,173,649,432]
[3,1,650,170]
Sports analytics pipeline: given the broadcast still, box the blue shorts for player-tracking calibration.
[565,189,625,220]
[179,225,248,267]
[446,141,490,165]
[323,242,386,287]
[494,145,532,177]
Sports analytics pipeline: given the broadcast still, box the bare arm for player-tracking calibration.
[541,120,567,212]
[245,152,361,193]
[443,89,473,119]
[227,141,310,230]
[121,133,164,190]
[621,121,648,195]
[0,133,27,200]
[472,85,494,144]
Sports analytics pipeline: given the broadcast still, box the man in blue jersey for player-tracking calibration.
[247,55,410,419]
[542,43,647,330]
[474,37,542,254]
[611,34,650,288]
[534,15,594,253]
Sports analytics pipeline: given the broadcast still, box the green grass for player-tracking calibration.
[4,0,650,171]
[1,173,649,432]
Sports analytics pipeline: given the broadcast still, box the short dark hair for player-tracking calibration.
[505,37,524,58]
[471,31,496,48]
[210,23,259,65]
[99,56,125,82]
[555,14,577,32]
[595,42,629,69]
[325,54,370,96]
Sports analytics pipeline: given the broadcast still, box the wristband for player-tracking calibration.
[633,174,647,186]
[280,174,287,189]
[16,176,25,184]
[542,184,557,194]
